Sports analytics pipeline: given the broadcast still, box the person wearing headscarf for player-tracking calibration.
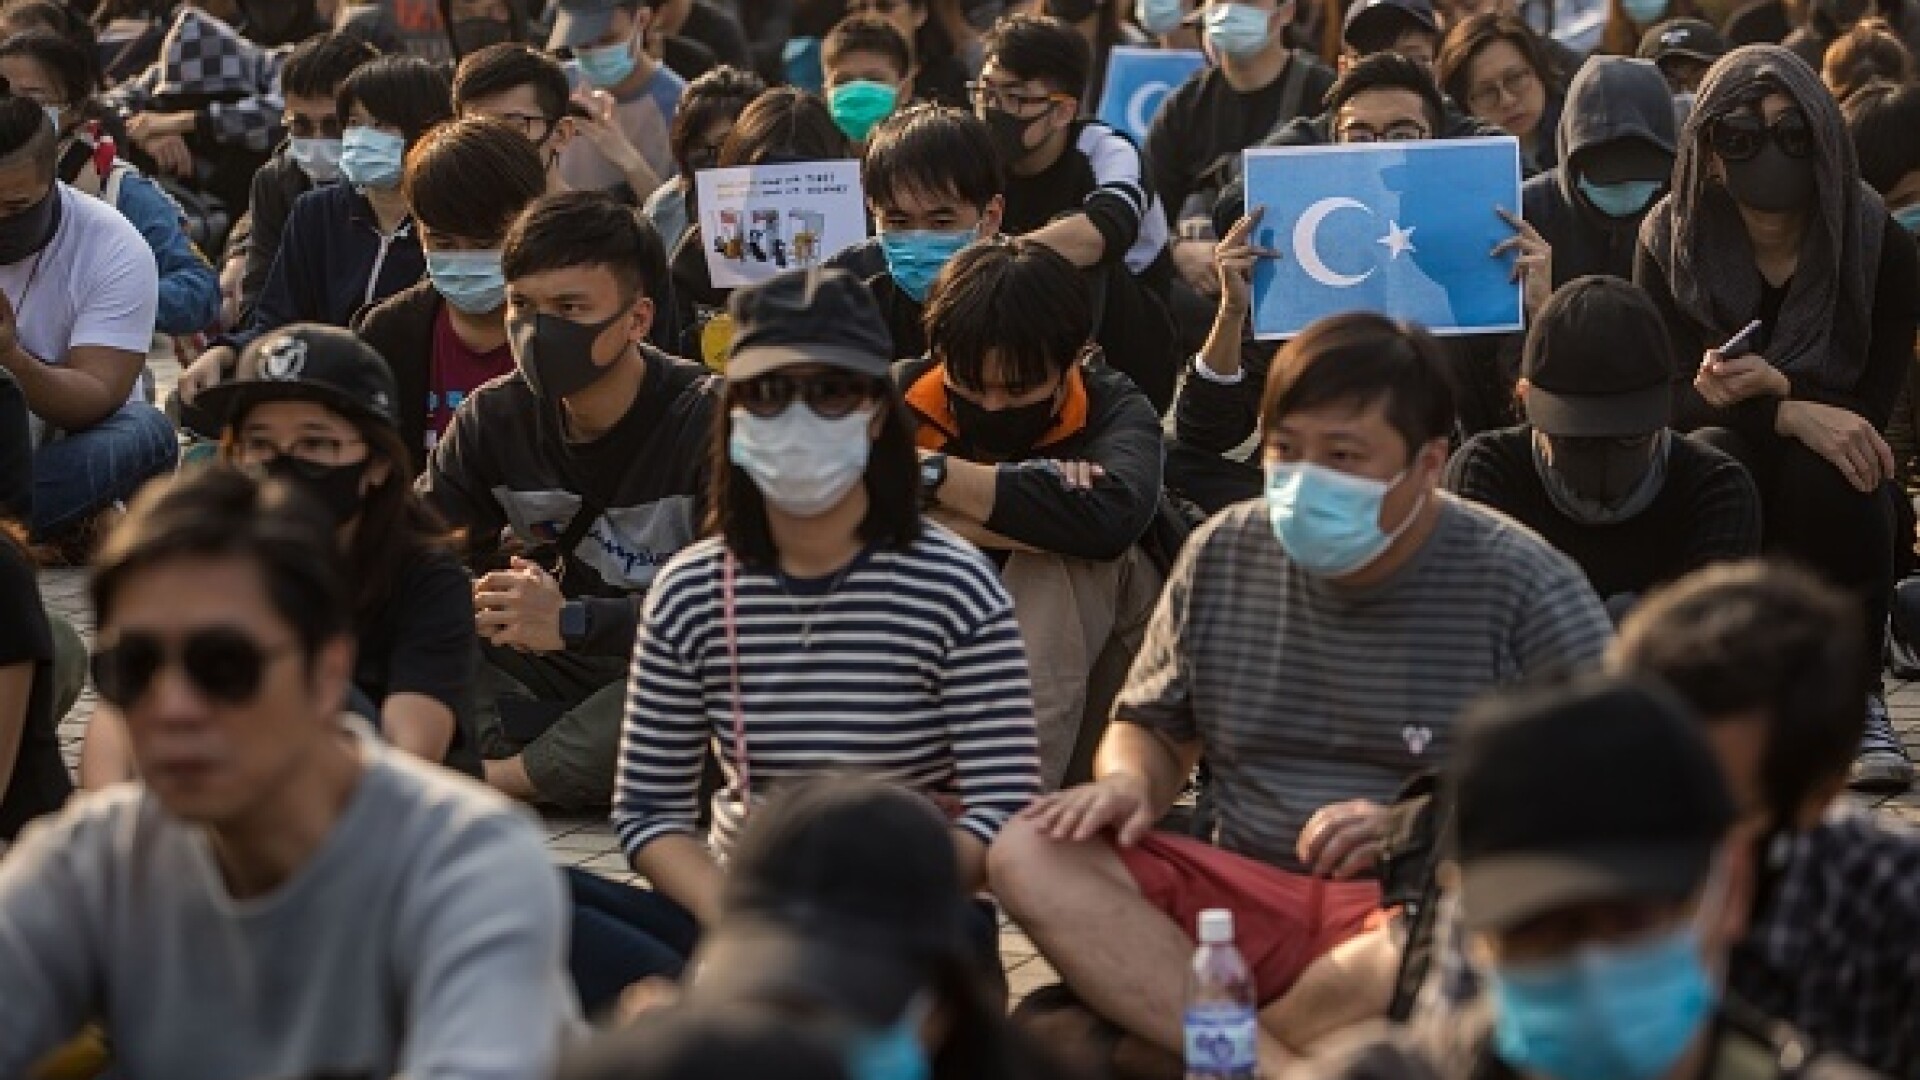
[1634,43,1920,793]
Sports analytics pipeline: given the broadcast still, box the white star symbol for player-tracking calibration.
[1377,220,1417,261]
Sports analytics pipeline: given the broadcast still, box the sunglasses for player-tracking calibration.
[1709,108,1814,162]
[91,628,298,710]
[734,371,880,419]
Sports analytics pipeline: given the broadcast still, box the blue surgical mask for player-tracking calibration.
[1137,0,1186,35]
[1621,0,1669,22]
[1491,924,1717,1080]
[288,136,344,185]
[427,249,508,315]
[1264,460,1425,577]
[880,228,980,302]
[1203,2,1273,60]
[1577,175,1663,218]
[1894,203,1920,236]
[575,36,638,88]
[844,995,933,1080]
[339,125,406,190]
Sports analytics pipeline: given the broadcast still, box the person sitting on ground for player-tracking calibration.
[355,115,550,469]
[1842,80,1920,496]
[1599,0,1705,58]
[548,0,685,201]
[0,462,70,846]
[970,14,1178,410]
[1637,16,1727,96]
[843,0,978,106]
[1521,56,1677,286]
[0,92,168,549]
[1293,674,1873,1080]
[1821,17,1916,101]
[1446,276,1761,619]
[0,31,219,342]
[84,325,484,779]
[452,42,579,192]
[0,465,576,1078]
[1436,14,1567,174]
[1341,0,1443,68]
[641,63,764,256]
[988,310,1611,1074]
[441,0,534,59]
[901,237,1163,789]
[179,55,454,415]
[567,267,1040,1012]
[823,15,913,146]
[418,190,717,811]
[1634,43,1920,794]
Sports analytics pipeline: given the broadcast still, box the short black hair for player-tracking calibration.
[281,30,379,101]
[337,54,453,145]
[981,14,1091,100]
[719,86,850,167]
[0,90,53,173]
[1326,51,1446,133]
[0,0,95,53]
[405,115,548,243]
[862,104,1004,213]
[669,64,765,178]
[452,41,570,124]
[923,237,1091,394]
[502,189,666,301]
[1259,311,1457,454]
[0,29,98,105]
[824,14,913,80]
[90,465,351,662]
[1843,78,1920,197]
[1436,13,1565,112]
[1612,560,1866,826]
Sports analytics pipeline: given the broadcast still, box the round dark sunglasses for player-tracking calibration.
[734,371,881,419]
[90,628,297,709]
[1709,108,1814,162]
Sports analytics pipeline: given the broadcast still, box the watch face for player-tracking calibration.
[921,460,941,483]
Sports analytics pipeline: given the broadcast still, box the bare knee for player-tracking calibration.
[989,814,1131,924]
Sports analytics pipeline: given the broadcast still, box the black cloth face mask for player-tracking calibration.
[261,454,370,526]
[1721,140,1817,214]
[509,310,625,401]
[0,183,62,266]
[951,387,1060,459]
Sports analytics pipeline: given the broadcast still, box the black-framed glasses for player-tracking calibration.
[237,435,364,470]
[285,114,344,139]
[1708,108,1814,162]
[966,81,1066,113]
[1338,122,1430,143]
[91,628,299,709]
[484,110,558,142]
[734,371,881,418]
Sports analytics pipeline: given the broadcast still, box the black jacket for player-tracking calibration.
[353,280,443,476]
[235,146,312,327]
[1521,56,1677,287]
[0,367,27,524]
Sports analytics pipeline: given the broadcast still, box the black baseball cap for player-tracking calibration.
[1522,276,1674,437]
[197,324,401,432]
[689,777,970,1026]
[1343,0,1438,52]
[726,268,896,382]
[548,0,626,50]
[1637,18,1729,64]
[1448,674,1736,933]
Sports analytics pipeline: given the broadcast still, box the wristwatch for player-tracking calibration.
[919,452,949,509]
[559,600,590,646]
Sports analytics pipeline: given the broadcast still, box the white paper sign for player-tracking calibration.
[693,160,867,289]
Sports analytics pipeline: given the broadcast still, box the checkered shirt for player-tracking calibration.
[105,7,287,153]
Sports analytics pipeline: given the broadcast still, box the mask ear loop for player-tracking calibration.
[723,553,751,801]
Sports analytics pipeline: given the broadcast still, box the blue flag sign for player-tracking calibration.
[1243,137,1524,340]
[1096,47,1206,143]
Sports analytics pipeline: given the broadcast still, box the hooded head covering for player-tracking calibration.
[1641,44,1886,391]
[1555,57,1677,210]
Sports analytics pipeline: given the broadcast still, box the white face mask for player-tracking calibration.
[288,136,344,184]
[727,403,875,517]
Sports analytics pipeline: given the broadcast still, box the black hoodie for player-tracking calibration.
[1521,56,1676,286]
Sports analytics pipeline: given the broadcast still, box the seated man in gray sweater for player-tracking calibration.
[0,466,578,1080]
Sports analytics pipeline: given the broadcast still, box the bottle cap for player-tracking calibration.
[1197,908,1234,944]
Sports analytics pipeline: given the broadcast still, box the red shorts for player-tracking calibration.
[1117,832,1388,1004]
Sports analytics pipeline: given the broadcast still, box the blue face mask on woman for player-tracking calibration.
[340,125,406,190]
[1137,0,1186,35]
[1491,922,1718,1080]
[1577,176,1662,218]
[1264,460,1426,577]
[576,35,638,88]
[879,228,980,302]
[1203,2,1273,60]
[427,249,508,315]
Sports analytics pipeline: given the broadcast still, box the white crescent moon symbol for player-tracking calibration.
[1126,80,1172,137]
[1292,196,1375,289]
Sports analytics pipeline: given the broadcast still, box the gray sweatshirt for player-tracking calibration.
[0,727,580,1079]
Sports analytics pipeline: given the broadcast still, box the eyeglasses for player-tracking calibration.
[484,111,557,141]
[285,114,343,139]
[1708,108,1814,162]
[1466,66,1539,113]
[91,628,299,709]
[733,371,881,418]
[238,436,364,469]
[967,81,1068,113]
[1337,122,1430,143]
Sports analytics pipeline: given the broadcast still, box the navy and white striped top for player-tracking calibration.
[612,525,1042,860]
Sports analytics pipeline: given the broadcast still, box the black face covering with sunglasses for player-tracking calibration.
[91,628,292,710]
[1713,109,1816,214]
[260,454,369,527]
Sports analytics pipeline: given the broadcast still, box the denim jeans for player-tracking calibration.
[31,401,177,538]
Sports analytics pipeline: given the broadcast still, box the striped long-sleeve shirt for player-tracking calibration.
[612,527,1042,860]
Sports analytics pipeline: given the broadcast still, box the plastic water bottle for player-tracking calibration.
[1184,908,1259,1080]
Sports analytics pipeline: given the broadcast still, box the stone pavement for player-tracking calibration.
[29,350,1920,1008]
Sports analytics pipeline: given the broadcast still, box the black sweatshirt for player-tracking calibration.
[1633,217,1920,441]
[1144,51,1335,228]
[1445,425,1763,600]
[417,347,718,656]
[1002,119,1171,282]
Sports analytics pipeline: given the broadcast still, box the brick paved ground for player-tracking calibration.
[32,351,1920,1006]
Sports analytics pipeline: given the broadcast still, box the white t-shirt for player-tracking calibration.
[0,183,160,440]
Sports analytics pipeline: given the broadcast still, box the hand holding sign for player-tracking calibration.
[1214,207,1283,317]
[1491,208,1553,322]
